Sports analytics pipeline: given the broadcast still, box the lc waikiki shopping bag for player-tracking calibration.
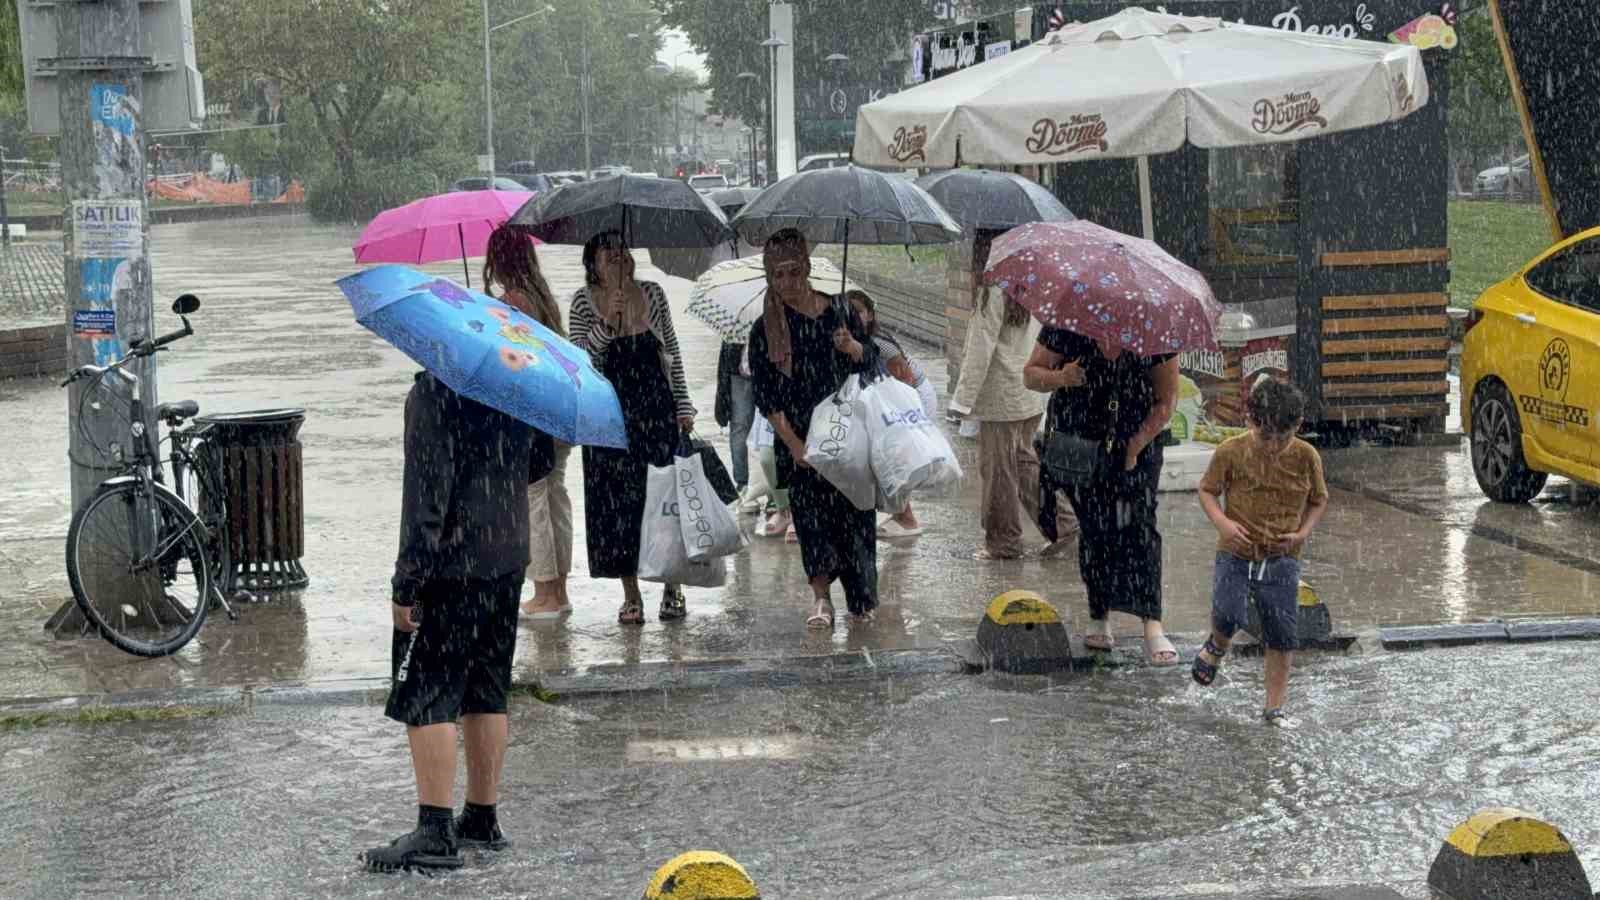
[864,376,963,509]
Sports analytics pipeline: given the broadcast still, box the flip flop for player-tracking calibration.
[1147,634,1181,667]
[1262,708,1292,728]
[1083,633,1115,652]
[973,548,1022,561]
[520,603,572,621]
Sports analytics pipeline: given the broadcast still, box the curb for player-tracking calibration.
[0,647,967,718]
[6,617,1600,719]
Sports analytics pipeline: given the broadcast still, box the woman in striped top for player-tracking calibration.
[569,231,696,625]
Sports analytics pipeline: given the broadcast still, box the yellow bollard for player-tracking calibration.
[643,851,759,900]
[1426,808,1591,899]
[974,590,1074,673]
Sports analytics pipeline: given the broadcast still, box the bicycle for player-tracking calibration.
[61,293,237,657]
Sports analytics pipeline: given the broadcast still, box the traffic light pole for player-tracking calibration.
[45,0,159,636]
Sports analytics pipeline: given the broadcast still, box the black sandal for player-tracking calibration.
[1262,707,1290,726]
[1191,637,1227,686]
[659,585,687,622]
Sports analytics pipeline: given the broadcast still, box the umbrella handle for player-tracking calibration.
[840,220,850,299]
[459,223,471,288]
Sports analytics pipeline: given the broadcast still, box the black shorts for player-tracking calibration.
[384,573,523,727]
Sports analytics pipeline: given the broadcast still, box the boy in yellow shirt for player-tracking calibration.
[1191,379,1329,725]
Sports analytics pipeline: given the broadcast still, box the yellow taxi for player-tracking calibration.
[1462,225,1600,501]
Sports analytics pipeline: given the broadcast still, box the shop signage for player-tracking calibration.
[1180,349,1226,379]
[1024,113,1110,156]
[985,40,1013,60]
[1268,4,1376,37]
[887,125,930,163]
[1250,91,1328,135]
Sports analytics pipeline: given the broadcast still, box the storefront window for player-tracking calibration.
[1206,144,1298,269]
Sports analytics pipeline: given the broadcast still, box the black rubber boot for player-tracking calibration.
[453,812,511,851]
[361,824,462,872]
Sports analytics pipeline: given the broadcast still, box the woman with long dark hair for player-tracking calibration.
[569,231,696,624]
[482,225,572,619]
[748,229,880,629]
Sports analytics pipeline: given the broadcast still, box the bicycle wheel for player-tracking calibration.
[66,480,213,657]
[177,441,232,598]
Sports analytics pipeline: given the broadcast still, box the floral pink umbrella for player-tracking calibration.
[352,189,539,288]
[983,220,1222,355]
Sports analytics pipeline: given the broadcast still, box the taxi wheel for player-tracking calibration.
[1471,381,1547,503]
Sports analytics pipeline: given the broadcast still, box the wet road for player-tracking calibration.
[1,216,1598,699]
[3,641,1599,898]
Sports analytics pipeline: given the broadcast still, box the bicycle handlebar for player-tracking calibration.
[60,294,199,388]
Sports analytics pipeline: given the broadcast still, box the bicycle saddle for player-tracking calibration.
[158,400,200,423]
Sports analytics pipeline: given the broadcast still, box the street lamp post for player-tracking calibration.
[483,2,556,174]
[737,71,759,185]
[761,36,786,185]
[824,53,850,157]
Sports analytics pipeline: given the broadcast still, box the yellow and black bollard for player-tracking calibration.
[643,851,760,900]
[975,590,1074,674]
[1426,808,1591,899]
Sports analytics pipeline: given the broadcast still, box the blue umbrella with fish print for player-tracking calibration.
[336,264,627,448]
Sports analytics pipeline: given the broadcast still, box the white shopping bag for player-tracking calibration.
[864,377,963,509]
[749,416,776,450]
[637,463,728,587]
[676,452,745,561]
[803,374,876,511]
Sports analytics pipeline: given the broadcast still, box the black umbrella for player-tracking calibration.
[913,169,1075,231]
[509,174,734,248]
[729,165,961,294]
[708,187,763,217]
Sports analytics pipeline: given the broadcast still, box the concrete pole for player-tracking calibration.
[482,0,495,173]
[0,144,10,247]
[581,17,593,177]
[49,0,158,634]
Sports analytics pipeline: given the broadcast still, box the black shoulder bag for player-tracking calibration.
[1039,398,1117,490]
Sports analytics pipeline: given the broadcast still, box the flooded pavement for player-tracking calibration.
[3,640,1599,898]
[1,216,1598,700]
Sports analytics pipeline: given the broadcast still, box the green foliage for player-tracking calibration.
[1447,8,1524,177]
[1448,199,1551,307]
[0,0,22,100]
[654,0,935,143]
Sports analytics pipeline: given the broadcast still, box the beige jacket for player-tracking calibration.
[950,286,1048,423]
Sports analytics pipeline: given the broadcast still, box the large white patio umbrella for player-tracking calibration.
[853,7,1429,239]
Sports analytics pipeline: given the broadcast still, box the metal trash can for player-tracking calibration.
[196,408,309,594]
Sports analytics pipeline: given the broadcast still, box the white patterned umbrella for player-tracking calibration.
[687,255,861,344]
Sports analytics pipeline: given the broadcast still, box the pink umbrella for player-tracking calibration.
[352,189,539,288]
[983,220,1222,355]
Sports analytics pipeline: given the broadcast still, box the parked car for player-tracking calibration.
[546,171,587,185]
[504,173,555,194]
[688,173,730,194]
[797,152,850,173]
[450,176,527,192]
[1461,225,1600,502]
[1475,155,1532,198]
[591,165,631,179]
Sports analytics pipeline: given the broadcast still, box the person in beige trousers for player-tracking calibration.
[951,235,1078,560]
[482,225,573,618]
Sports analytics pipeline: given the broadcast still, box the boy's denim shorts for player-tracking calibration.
[1211,553,1302,651]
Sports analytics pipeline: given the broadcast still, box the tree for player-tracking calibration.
[1447,6,1524,191]
[195,0,472,218]
[654,0,936,145]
